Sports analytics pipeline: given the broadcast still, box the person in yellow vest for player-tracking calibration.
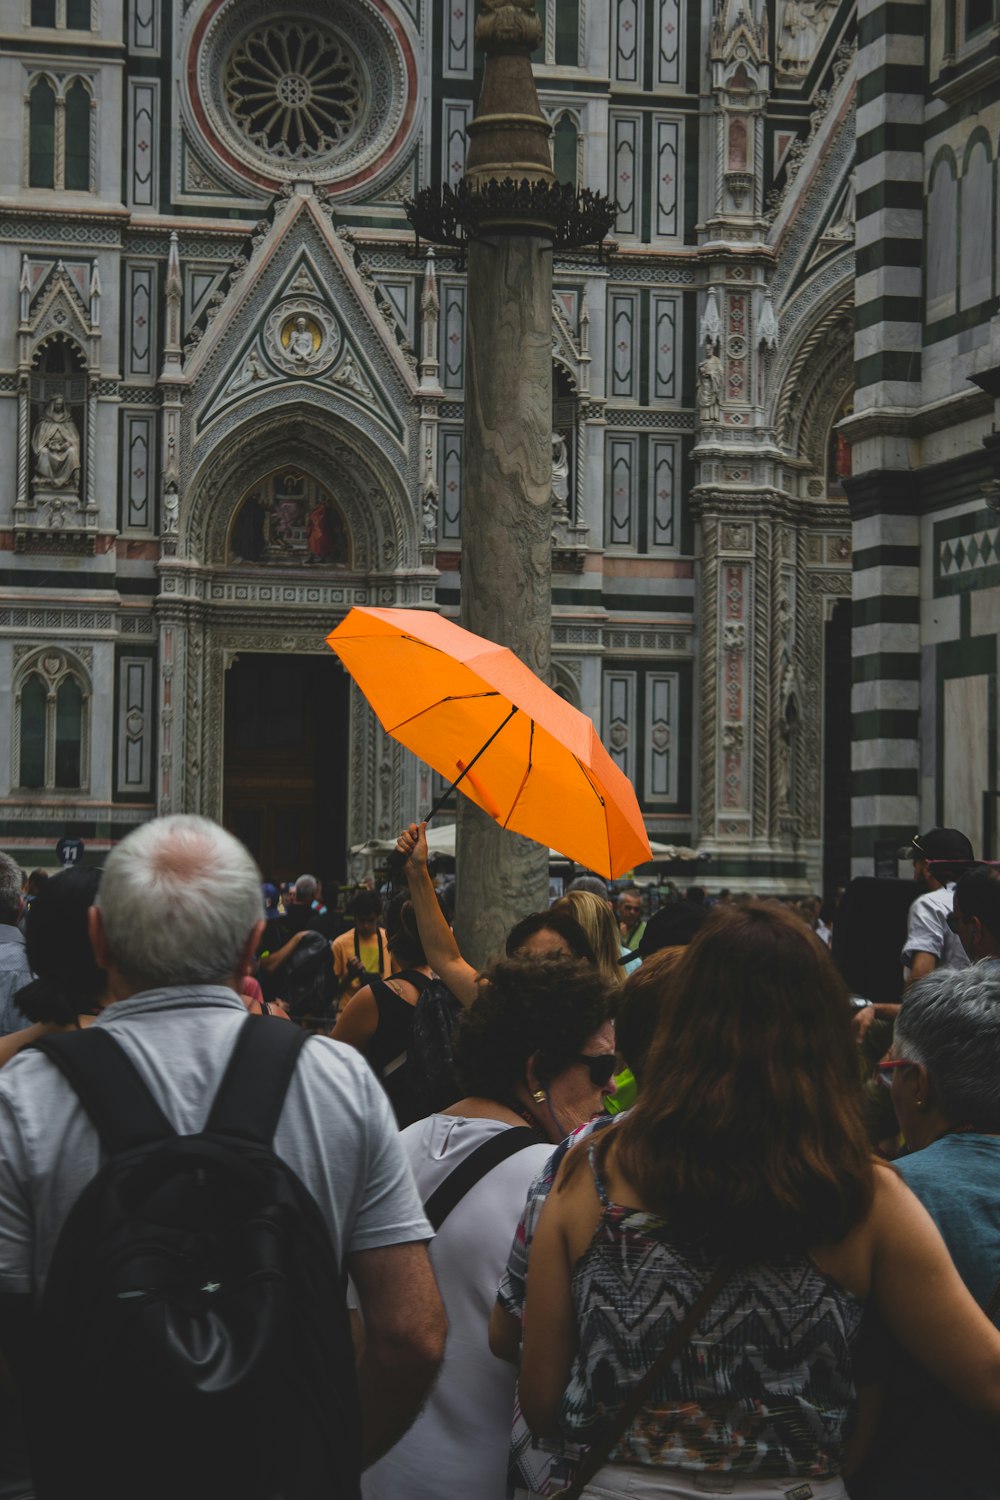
[331,889,390,999]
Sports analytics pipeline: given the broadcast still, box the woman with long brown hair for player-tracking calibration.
[520,902,1000,1500]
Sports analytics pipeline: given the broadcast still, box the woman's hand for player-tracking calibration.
[395,822,429,880]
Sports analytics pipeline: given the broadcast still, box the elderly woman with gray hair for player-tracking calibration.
[851,963,1000,1500]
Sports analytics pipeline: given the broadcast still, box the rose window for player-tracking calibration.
[223,22,364,161]
[187,0,417,192]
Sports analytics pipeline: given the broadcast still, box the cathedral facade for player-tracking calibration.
[0,0,993,888]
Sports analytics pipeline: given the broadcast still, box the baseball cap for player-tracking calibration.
[261,881,282,920]
[897,827,974,864]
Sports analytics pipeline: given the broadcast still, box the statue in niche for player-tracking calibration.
[282,315,321,364]
[32,396,81,491]
[551,433,570,513]
[697,341,723,425]
[778,0,835,73]
[776,694,799,813]
[162,482,180,535]
[421,488,438,547]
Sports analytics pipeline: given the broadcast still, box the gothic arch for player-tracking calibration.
[184,404,415,571]
[11,645,91,792]
[770,284,854,479]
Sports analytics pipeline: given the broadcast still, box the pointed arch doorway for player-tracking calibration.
[222,651,349,884]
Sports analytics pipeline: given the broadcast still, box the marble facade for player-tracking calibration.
[0,0,990,888]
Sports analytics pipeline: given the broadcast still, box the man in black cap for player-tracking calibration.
[900,827,974,987]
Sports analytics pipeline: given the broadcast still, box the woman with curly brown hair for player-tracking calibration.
[362,955,617,1500]
[520,902,1000,1500]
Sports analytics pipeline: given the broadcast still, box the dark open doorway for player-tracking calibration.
[222,652,348,885]
[823,597,852,896]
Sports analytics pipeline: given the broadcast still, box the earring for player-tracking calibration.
[532,1089,547,1104]
[916,1098,925,1110]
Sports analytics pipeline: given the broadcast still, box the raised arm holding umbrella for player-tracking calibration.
[394,822,599,1006]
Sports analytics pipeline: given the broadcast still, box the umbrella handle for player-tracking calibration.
[386,704,521,874]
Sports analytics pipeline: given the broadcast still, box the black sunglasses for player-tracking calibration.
[575,1052,617,1087]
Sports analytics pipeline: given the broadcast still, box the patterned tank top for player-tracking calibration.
[558,1143,864,1478]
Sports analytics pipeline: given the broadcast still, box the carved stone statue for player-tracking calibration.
[162,483,180,536]
[421,489,438,546]
[551,432,570,512]
[32,396,81,491]
[288,316,318,362]
[697,342,723,425]
[777,0,835,73]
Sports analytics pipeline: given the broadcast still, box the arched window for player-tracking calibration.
[18,675,47,790]
[55,676,83,788]
[30,0,56,24]
[14,656,89,792]
[64,80,91,190]
[961,137,992,309]
[66,0,91,27]
[926,152,958,317]
[553,114,578,189]
[29,79,56,188]
[26,75,93,191]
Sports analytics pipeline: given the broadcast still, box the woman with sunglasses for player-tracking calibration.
[853,963,1000,1500]
[362,955,617,1500]
[519,903,1000,1500]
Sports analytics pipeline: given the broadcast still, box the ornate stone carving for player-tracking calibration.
[697,341,723,426]
[722,723,744,752]
[722,622,745,652]
[31,396,81,492]
[263,299,342,375]
[475,0,543,50]
[720,522,751,550]
[777,0,836,76]
[187,0,416,194]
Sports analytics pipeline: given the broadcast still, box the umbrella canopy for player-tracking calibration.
[328,606,651,879]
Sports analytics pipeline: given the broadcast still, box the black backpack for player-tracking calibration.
[27,1018,360,1500]
[276,929,337,1025]
[408,973,464,1115]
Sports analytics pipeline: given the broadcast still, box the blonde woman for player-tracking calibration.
[555,890,627,989]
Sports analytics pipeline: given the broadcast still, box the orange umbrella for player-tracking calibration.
[327,606,651,879]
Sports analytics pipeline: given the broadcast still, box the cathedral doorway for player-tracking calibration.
[222,652,349,884]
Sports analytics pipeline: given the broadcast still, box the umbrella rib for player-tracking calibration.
[571,754,613,876]
[501,718,535,830]
[386,691,501,735]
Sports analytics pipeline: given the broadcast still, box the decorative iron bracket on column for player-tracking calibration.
[405,179,618,268]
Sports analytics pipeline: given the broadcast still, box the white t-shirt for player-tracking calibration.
[901,883,970,974]
[0,986,431,1294]
[363,1113,551,1500]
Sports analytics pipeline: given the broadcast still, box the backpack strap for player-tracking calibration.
[34,1028,176,1154]
[204,1015,308,1145]
[423,1127,538,1230]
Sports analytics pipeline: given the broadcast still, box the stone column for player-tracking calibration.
[454,0,555,966]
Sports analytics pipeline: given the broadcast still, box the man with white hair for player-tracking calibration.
[0,815,446,1490]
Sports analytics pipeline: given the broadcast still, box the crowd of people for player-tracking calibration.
[0,817,995,1499]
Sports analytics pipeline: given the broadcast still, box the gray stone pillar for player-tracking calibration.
[453,1,554,967]
[456,232,553,966]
